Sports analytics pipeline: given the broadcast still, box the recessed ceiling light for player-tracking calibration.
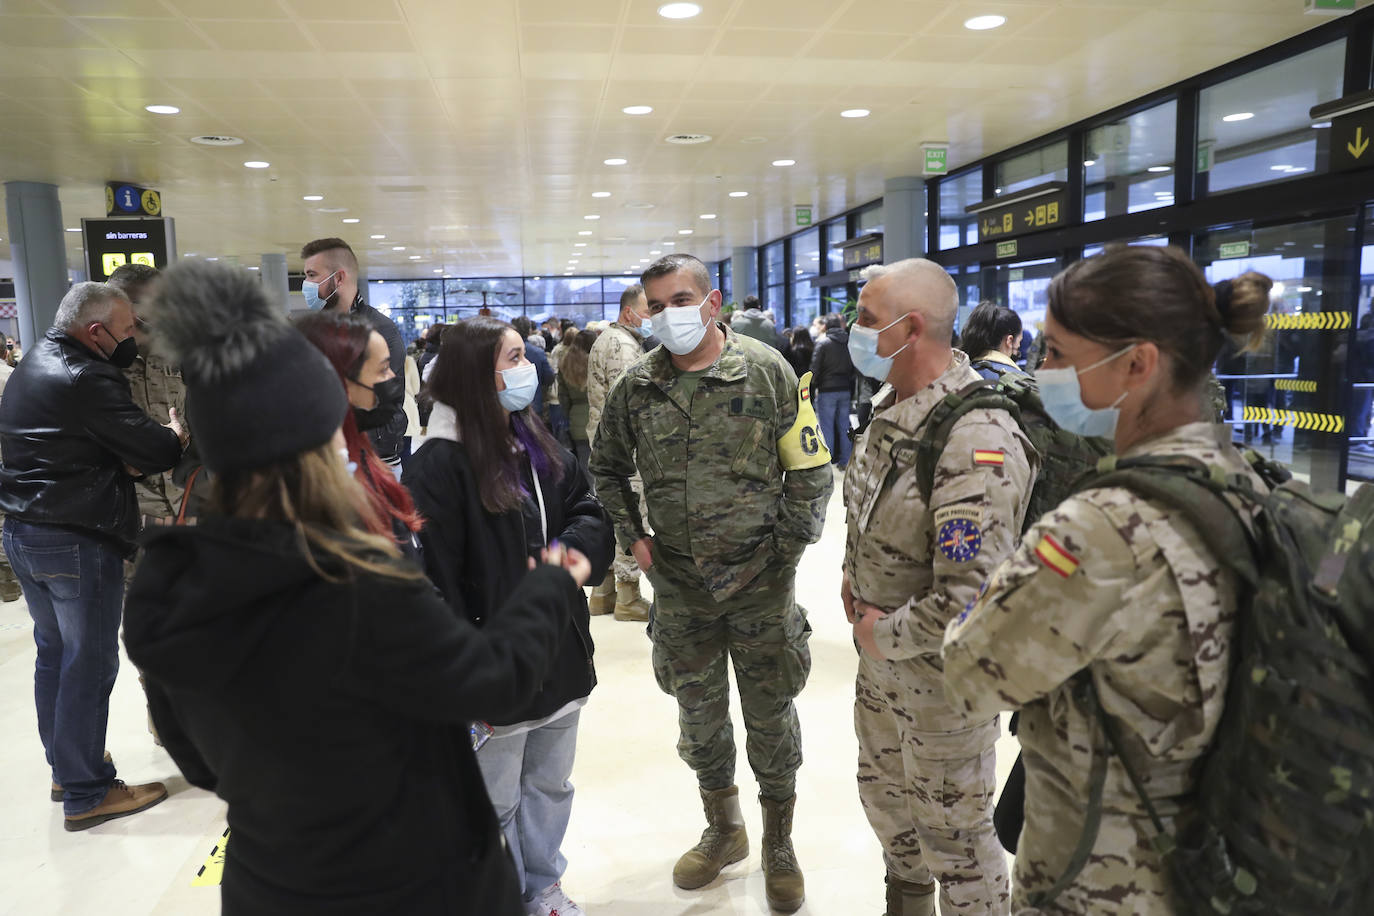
[1222,112,1254,122]
[650,250,662,255]
[624,270,634,274]
[640,258,651,263]
[370,234,385,239]
[772,159,796,167]
[1147,165,1171,172]
[248,266,259,271]
[303,195,323,201]
[574,242,587,247]
[393,246,406,251]
[206,257,219,261]
[584,214,600,220]
[664,241,675,246]
[65,227,80,232]
[342,218,360,223]
[700,213,716,219]
[433,269,443,273]
[622,105,654,115]
[592,191,612,198]
[604,158,627,166]
[740,136,768,144]
[578,230,593,236]
[964,15,1006,30]
[145,104,180,115]
[317,207,347,213]
[408,255,422,260]
[657,2,701,19]
[244,161,270,169]
[729,191,749,197]
[678,229,693,235]
[665,133,712,145]
[564,271,574,276]
[840,109,870,118]
[191,134,243,146]
[1083,160,1097,167]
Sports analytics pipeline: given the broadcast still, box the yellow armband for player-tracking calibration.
[777,371,832,471]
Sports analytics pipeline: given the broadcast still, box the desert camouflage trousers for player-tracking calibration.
[855,651,1010,914]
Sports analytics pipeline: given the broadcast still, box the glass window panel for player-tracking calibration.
[1352,217,1374,484]
[825,218,849,273]
[1082,235,1170,258]
[1198,40,1346,196]
[996,140,1068,196]
[763,242,786,287]
[856,203,883,236]
[444,277,525,315]
[821,286,853,318]
[762,284,785,312]
[522,276,603,306]
[938,169,982,251]
[1197,216,1356,491]
[721,258,733,303]
[792,228,820,278]
[1084,100,1178,221]
[792,279,821,328]
[1000,257,1059,331]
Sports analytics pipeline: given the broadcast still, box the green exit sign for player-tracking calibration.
[1306,0,1356,13]
[1219,241,1251,259]
[923,146,948,176]
[795,205,812,227]
[996,240,1018,259]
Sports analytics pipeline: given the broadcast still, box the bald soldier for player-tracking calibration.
[844,260,1038,916]
[591,253,832,913]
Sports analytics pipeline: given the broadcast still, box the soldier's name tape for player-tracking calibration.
[1273,379,1318,393]
[1242,407,1345,433]
[1264,311,1351,331]
[192,827,229,886]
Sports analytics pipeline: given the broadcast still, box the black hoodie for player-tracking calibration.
[124,517,575,916]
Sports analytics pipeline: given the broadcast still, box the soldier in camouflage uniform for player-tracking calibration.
[591,254,832,914]
[585,283,655,620]
[109,264,186,525]
[844,260,1035,916]
[942,247,1271,914]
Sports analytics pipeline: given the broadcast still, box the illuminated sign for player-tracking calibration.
[81,218,175,280]
[967,182,1069,245]
[106,182,162,217]
[840,234,884,270]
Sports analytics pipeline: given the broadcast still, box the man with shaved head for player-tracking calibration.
[300,237,407,471]
[842,259,1037,916]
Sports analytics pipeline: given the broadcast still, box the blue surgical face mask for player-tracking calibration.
[1036,344,1136,438]
[635,321,653,339]
[846,314,910,382]
[302,270,339,311]
[650,293,712,355]
[497,361,539,412]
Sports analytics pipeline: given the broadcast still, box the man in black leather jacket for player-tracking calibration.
[0,281,186,831]
[300,238,407,471]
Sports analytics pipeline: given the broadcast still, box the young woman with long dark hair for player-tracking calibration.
[556,328,596,479]
[960,301,1025,382]
[404,316,613,916]
[293,311,422,552]
[122,261,592,916]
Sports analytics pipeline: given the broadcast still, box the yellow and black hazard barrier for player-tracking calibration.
[1265,312,1352,331]
[1274,379,1318,393]
[1242,406,1345,433]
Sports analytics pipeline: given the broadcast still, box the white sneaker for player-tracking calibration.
[530,881,584,916]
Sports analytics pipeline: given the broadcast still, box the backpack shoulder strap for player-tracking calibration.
[913,380,1023,503]
[1081,455,1260,589]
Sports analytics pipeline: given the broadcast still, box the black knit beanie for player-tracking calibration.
[147,260,348,474]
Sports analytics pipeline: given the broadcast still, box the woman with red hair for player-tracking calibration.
[294,311,423,554]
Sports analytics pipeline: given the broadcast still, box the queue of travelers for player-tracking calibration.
[6,236,1341,916]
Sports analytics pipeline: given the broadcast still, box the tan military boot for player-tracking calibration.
[613,579,650,621]
[588,572,615,615]
[673,785,749,889]
[761,794,805,913]
[885,875,936,916]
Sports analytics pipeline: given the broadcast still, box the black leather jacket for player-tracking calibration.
[810,329,855,393]
[0,329,182,547]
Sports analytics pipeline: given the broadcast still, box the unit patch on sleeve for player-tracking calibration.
[1034,534,1080,578]
[973,449,1005,466]
[934,504,984,563]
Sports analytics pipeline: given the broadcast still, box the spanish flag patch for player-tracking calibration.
[1035,534,1080,579]
[973,449,1005,466]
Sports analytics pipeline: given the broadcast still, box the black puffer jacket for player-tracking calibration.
[125,518,574,915]
[0,328,182,548]
[403,409,614,726]
[810,328,855,393]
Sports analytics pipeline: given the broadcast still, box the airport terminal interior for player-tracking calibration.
[6,1,1374,914]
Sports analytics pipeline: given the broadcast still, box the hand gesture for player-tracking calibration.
[165,407,189,449]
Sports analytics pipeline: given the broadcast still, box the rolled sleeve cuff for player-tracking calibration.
[872,610,921,661]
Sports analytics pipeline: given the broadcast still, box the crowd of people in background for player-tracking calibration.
[8,236,1345,916]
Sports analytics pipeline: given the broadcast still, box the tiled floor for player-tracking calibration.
[0,483,1016,916]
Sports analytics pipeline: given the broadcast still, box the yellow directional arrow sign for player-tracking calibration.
[1350,126,1371,160]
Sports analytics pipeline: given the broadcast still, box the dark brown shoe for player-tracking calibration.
[63,779,166,831]
[50,750,113,802]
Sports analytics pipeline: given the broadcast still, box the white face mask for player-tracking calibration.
[497,361,539,412]
[846,313,910,382]
[650,292,712,356]
[1035,344,1136,438]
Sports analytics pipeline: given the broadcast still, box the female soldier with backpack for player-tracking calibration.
[960,302,1026,382]
[942,245,1271,914]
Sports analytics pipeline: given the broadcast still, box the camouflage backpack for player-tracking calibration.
[1039,452,1374,915]
[912,371,1113,534]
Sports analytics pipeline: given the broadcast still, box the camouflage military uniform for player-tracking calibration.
[590,324,832,799]
[846,350,1036,915]
[587,322,651,582]
[943,421,1262,915]
[124,348,186,521]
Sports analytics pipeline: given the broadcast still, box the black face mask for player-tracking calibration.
[351,375,403,430]
[96,323,138,369]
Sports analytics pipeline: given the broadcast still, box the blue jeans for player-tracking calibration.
[816,389,853,468]
[4,518,124,814]
[476,709,581,901]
